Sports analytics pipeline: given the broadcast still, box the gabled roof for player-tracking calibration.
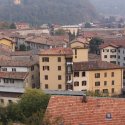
[0,72,28,80]
[0,59,38,67]
[47,96,125,125]
[73,61,121,71]
[39,47,73,56]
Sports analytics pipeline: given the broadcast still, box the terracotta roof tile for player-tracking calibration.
[47,96,125,125]
[73,61,121,71]
[0,72,28,79]
[39,47,73,56]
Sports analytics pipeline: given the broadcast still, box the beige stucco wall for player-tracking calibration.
[39,56,66,90]
[0,39,15,51]
[88,69,123,95]
[0,97,19,107]
[73,71,89,91]
[70,42,88,62]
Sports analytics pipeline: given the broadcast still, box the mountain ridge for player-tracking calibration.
[0,0,98,25]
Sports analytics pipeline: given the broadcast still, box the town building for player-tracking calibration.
[73,61,123,95]
[0,36,16,51]
[15,22,30,30]
[47,95,125,125]
[39,47,73,90]
[70,38,89,62]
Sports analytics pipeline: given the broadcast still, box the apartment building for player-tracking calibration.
[0,72,28,106]
[100,42,125,67]
[70,39,89,62]
[39,47,73,90]
[73,61,123,95]
[0,59,40,88]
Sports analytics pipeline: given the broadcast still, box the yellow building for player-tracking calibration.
[70,39,89,62]
[73,61,123,96]
[0,37,16,51]
[39,47,73,90]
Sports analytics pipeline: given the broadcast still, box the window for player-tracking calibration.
[112,80,114,85]
[106,113,112,120]
[31,66,34,71]
[43,66,49,71]
[110,55,116,58]
[0,99,4,104]
[95,82,100,86]
[42,57,49,62]
[74,81,79,86]
[75,49,77,55]
[104,55,107,58]
[8,100,12,104]
[112,88,115,93]
[2,68,7,71]
[104,73,107,77]
[111,72,114,77]
[10,79,14,84]
[82,81,87,86]
[58,84,62,89]
[124,57,125,60]
[12,68,16,72]
[82,72,86,77]
[118,56,120,59]
[4,79,9,83]
[104,81,107,86]
[58,66,61,71]
[95,73,100,78]
[74,72,79,77]
[58,75,62,80]
[95,89,100,94]
[103,49,105,52]
[58,57,61,62]
[45,84,48,89]
[103,89,108,94]
[45,75,48,80]
[110,61,116,64]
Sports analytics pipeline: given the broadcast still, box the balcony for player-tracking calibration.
[67,80,73,84]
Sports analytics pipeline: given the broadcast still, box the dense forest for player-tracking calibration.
[0,0,98,25]
[90,0,125,16]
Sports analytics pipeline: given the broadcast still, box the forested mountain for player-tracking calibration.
[90,0,125,16]
[0,0,98,25]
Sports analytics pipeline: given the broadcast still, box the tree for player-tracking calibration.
[7,89,50,124]
[55,29,66,36]
[9,23,16,29]
[68,31,76,42]
[89,37,103,54]
[19,44,26,51]
[85,22,92,28]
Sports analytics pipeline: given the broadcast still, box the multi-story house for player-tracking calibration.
[0,72,28,106]
[0,59,40,88]
[39,47,73,90]
[73,61,123,95]
[100,42,125,67]
[70,39,89,62]
[0,36,16,51]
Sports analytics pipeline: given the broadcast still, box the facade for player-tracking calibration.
[0,59,40,88]
[73,61,123,95]
[15,22,30,30]
[47,96,125,125]
[70,39,89,62]
[100,43,125,67]
[0,37,16,51]
[39,48,73,90]
[0,72,28,106]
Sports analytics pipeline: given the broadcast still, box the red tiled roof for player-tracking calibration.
[0,72,28,79]
[0,59,38,67]
[39,47,73,56]
[46,96,125,125]
[73,61,121,71]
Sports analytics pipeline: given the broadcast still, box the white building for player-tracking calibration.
[100,43,125,67]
